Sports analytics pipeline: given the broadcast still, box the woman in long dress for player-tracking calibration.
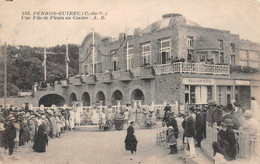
[33,119,48,153]
[124,122,138,154]
[69,109,75,130]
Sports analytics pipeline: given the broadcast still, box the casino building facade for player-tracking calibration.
[35,13,260,109]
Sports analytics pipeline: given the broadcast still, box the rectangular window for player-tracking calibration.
[227,94,231,104]
[218,39,223,50]
[218,86,222,105]
[160,39,171,64]
[187,36,194,47]
[141,43,151,65]
[111,57,119,71]
[127,47,134,55]
[187,50,194,62]
[127,54,133,69]
[200,53,207,62]
[219,52,224,64]
[127,47,134,69]
[84,65,88,74]
[190,86,196,104]
[207,86,213,102]
[231,55,236,65]
[185,85,190,103]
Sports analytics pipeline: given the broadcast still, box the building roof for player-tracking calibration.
[141,13,201,34]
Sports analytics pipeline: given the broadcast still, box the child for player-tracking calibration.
[167,126,177,154]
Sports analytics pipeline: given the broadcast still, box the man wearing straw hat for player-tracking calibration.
[5,116,16,156]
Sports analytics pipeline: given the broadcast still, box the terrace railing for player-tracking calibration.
[154,62,230,75]
[205,122,259,159]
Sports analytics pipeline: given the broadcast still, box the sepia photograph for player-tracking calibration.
[0,0,260,163]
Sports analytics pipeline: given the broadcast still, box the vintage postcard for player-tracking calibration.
[0,0,260,163]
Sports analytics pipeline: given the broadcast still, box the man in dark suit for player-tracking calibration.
[195,108,204,147]
[184,110,196,158]
[5,116,16,156]
[163,104,171,125]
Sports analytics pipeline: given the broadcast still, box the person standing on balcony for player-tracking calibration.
[184,110,196,158]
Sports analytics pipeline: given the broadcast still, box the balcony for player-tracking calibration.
[96,73,112,83]
[119,70,132,81]
[69,77,83,86]
[154,62,230,75]
[112,70,132,81]
[131,67,141,77]
[82,75,96,85]
[60,80,69,87]
[112,71,122,80]
[140,67,155,80]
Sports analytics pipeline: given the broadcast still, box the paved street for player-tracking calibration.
[1,122,211,164]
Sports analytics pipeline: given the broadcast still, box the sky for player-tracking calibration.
[0,0,259,47]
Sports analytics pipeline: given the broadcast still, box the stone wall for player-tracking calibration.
[154,74,182,104]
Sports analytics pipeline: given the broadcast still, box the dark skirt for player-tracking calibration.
[33,126,48,153]
[125,134,138,152]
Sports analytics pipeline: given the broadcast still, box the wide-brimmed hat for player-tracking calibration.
[244,110,253,118]
[221,118,233,126]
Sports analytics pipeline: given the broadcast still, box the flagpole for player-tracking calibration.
[126,21,129,70]
[66,39,69,79]
[92,28,95,74]
[44,46,46,81]
[4,43,7,107]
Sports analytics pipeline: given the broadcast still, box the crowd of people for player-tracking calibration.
[163,56,215,65]
[161,98,260,163]
[0,103,78,160]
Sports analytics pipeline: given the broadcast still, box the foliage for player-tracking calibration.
[0,44,79,97]
[230,65,259,73]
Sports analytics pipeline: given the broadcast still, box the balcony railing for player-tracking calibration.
[96,73,112,83]
[154,62,230,75]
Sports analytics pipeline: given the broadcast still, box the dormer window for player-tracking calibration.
[230,43,235,53]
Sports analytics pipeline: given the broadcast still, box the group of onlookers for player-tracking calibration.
[0,104,77,159]
[161,98,259,162]
[164,56,215,65]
